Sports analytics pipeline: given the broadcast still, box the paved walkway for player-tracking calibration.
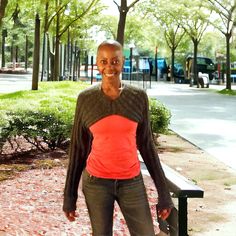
[0,73,32,94]
[146,82,236,171]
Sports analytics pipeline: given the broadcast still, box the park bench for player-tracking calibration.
[141,162,204,236]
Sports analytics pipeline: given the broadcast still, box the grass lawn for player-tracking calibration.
[0,81,90,126]
[0,81,89,111]
[218,88,236,96]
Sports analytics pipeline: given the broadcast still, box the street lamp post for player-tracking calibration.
[155,46,158,81]
[129,42,135,83]
[129,47,133,83]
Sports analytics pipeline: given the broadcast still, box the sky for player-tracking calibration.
[92,1,120,44]
[101,0,119,15]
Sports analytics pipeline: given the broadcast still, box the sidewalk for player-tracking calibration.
[0,73,32,94]
[159,134,236,236]
[145,81,236,171]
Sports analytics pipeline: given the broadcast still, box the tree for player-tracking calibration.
[147,0,185,81]
[95,15,118,40]
[95,6,162,56]
[114,0,140,45]
[199,30,225,58]
[0,0,8,27]
[164,25,185,81]
[169,0,211,87]
[206,0,236,90]
[143,0,210,85]
[1,1,34,69]
[42,0,101,81]
[32,13,40,90]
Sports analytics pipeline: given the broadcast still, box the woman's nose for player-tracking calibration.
[107,62,114,68]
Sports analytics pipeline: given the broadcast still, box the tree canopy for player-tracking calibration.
[1,0,236,89]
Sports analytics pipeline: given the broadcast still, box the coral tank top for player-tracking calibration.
[86,115,140,179]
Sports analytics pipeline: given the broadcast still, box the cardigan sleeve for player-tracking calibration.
[63,94,92,212]
[136,91,174,210]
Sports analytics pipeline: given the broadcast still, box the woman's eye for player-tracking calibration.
[112,60,119,65]
[100,60,107,64]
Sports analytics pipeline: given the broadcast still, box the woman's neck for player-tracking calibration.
[101,78,121,89]
[101,80,122,99]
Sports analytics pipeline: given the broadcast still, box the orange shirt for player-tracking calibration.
[86,115,140,179]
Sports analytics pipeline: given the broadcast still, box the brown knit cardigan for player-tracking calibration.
[63,83,173,212]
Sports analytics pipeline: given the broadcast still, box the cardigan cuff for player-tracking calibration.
[63,196,77,212]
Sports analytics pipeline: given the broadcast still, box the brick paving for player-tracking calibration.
[0,167,159,236]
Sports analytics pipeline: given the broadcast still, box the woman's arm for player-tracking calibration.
[136,91,174,211]
[63,95,92,213]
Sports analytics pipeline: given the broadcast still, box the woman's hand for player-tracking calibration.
[64,211,78,222]
[157,208,172,220]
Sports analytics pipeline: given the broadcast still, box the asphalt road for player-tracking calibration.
[147,82,236,170]
[0,73,32,93]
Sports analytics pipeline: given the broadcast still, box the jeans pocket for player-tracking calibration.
[82,169,97,184]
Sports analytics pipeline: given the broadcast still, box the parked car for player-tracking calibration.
[185,56,215,87]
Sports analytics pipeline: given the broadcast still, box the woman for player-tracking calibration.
[63,39,173,236]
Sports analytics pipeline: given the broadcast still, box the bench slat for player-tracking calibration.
[162,163,204,198]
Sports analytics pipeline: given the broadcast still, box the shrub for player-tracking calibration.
[1,110,72,152]
[149,98,171,134]
[0,81,88,154]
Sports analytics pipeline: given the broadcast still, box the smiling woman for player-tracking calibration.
[63,39,173,235]
[96,40,124,99]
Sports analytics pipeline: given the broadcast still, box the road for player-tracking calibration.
[0,73,32,93]
[147,82,236,170]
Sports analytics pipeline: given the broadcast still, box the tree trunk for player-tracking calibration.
[53,0,60,81]
[1,29,7,67]
[12,42,16,69]
[49,51,54,81]
[171,48,175,82]
[0,0,8,27]
[116,0,128,46]
[226,33,231,90]
[16,46,18,62]
[41,1,49,81]
[32,14,40,90]
[25,35,28,71]
[53,36,60,81]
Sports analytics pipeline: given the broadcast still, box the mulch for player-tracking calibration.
[0,166,160,236]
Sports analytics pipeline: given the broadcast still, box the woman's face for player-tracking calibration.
[96,45,124,82]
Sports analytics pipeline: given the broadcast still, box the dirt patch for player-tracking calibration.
[158,133,236,235]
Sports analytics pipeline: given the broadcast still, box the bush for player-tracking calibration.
[0,81,88,154]
[149,98,171,134]
[1,109,73,152]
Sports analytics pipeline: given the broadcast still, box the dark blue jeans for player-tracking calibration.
[82,169,155,236]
